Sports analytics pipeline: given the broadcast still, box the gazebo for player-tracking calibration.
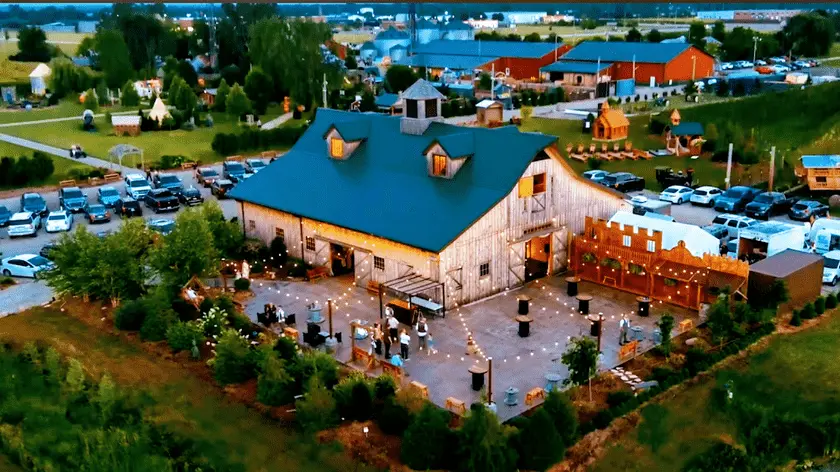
[108,144,144,172]
[592,101,629,141]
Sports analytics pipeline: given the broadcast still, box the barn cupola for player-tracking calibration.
[323,120,370,160]
[400,79,445,136]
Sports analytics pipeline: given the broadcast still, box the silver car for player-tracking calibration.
[7,212,40,238]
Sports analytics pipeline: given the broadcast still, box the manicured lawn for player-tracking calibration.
[0,100,98,125]
[0,140,95,190]
[593,313,840,472]
[0,306,366,472]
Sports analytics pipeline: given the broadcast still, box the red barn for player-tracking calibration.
[556,42,715,85]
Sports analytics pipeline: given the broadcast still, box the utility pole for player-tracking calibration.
[725,142,733,190]
[768,146,776,191]
[753,36,761,64]
[322,73,328,109]
[691,55,697,81]
[327,298,334,338]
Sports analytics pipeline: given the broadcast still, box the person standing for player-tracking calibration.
[383,328,392,358]
[619,314,631,345]
[415,316,428,352]
[387,310,399,343]
[373,323,383,356]
[399,329,411,360]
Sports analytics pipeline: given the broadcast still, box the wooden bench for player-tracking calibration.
[306,267,329,282]
[103,173,121,183]
[282,327,299,342]
[525,387,546,406]
[352,346,379,371]
[410,380,429,399]
[180,161,198,170]
[366,280,381,295]
[679,319,694,333]
[445,397,467,415]
[59,179,76,188]
[618,340,639,363]
[380,359,402,382]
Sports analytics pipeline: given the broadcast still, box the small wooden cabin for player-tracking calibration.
[592,101,629,141]
[801,155,840,191]
[111,115,142,137]
[476,100,504,125]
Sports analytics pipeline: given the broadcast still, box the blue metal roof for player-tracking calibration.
[361,41,377,51]
[541,60,613,74]
[413,40,560,59]
[561,41,701,64]
[802,155,840,168]
[228,109,559,252]
[443,21,473,31]
[374,93,401,108]
[375,26,409,40]
[401,53,497,71]
[330,120,370,142]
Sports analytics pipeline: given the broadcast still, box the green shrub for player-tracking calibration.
[514,408,565,471]
[257,355,296,406]
[826,293,838,309]
[233,277,250,291]
[286,258,312,278]
[197,306,228,338]
[377,397,413,435]
[114,298,150,331]
[288,350,339,390]
[402,403,457,470]
[373,375,397,403]
[273,336,298,362]
[801,302,816,320]
[0,276,16,285]
[140,305,178,342]
[198,297,215,314]
[166,321,205,352]
[295,378,338,433]
[228,311,253,334]
[269,236,288,266]
[685,348,711,376]
[542,389,578,446]
[682,441,748,471]
[333,372,374,421]
[790,309,802,326]
[214,296,237,316]
[607,390,635,408]
[213,328,255,385]
[815,296,826,315]
[158,155,187,169]
[592,409,614,429]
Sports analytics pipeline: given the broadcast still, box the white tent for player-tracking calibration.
[29,63,51,96]
[148,97,171,124]
[608,211,721,257]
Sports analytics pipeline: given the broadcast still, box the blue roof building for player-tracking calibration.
[802,155,840,168]
[228,79,626,306]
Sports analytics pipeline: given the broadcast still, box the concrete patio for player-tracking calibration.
[242,274,698,422]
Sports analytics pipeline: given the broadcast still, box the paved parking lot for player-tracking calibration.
[0,165,240,260]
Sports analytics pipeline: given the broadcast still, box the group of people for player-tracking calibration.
[368,308,436,367]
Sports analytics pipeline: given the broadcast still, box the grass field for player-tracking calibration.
[0,306,365,472]
[0,140,95,191]
[593,313,840,471]
[0,100,105,125]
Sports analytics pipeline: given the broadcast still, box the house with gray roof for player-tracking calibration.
[229,79,628,307]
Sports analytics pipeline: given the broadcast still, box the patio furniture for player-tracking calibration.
[576,294,593,315]
[307,303,324,323]
[679,319,694,333]
[446,397,467,415]
[410,381,429,399]
[517,295,531,315]
[468,364,489,391]
[515,315,533,338]
[652,328,662,344]
[637,296,651,317]
[282,326,299,343]
[565,276,580,297]
[504,387,520,406]
[632,380,660,392]
[631,326,644,341]
[525,387,546,406]
[588,314,603,337]
[544,373,562,392]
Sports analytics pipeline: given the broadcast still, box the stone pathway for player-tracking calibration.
[610,366,643,388]
[259,112,294,130]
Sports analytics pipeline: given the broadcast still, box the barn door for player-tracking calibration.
[531,193,546,213]
[552,229,569,275]
[314,239,331,271]
[445,267,463,306]
[354,250,372,287]
[508,241,526,286]
[398,262,414,277]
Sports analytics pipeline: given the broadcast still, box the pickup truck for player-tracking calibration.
[601,172,645,193]
[714,186,762,213]
[143,189,179,213]
[744,192,794,220]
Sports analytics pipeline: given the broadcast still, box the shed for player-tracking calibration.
[29,63,51,96]
[476,100,503,125]
[592,101,629,141]
[747,249,823,312]
[374,93,403,115]
[111,115,142,137]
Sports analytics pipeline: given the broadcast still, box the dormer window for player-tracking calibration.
[329,137,344,158]
[432,154,447,176]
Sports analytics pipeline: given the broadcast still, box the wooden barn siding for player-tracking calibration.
[438,146,628,306]
[240,202,438,286]
[482,45,571,80]
[664,47,715,83]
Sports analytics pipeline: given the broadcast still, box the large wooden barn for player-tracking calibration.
[229,79,629,310]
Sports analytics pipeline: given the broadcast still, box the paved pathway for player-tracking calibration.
[259,112,294,130]
[0,133,136,175]
[0,281,54,317]
[0,110,137,128]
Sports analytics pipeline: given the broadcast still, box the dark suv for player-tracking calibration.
[114,197,143,218]
[153,173,184,195]
[144,188,179,213]
[223,161,249,183]
[602,172,646,192]
[744,192,793,220]
[20,192,48,217]
[59,186,88,213]
[714,186,762,213]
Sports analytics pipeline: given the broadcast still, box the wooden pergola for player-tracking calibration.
[379,273,445,324]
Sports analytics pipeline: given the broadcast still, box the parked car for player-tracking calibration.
[223,161,249,183]
[245,158,267,174]
[713,186,762,213]
[196,168,220,187]
[210,179,235,198]
[794,60,811,69]
[114,197,143,218]
[39,243,58,260]
[823,250,840,286]
[124,174,152,199]
[7,212,41,238]
[144,188,179,213]
[720,62,733,70]
[789,200,830,221]
[582,170,609,183]
[658,185,694,204]
[20,192,48,217]
[690,186,723,207]
[59,186,88,213]
[97,186,121,208]
[0,205,11,227]
[153,173,184,195]
[148,219,175,236]
[771,64,790,73]
[45,210,73,233]
[178,187,204,206]
[711,213,757,239]
[744,191,794,219]
[754,59,767,66]
[83,203,111,224]
[0,254,54,278]
[601,172,645,192]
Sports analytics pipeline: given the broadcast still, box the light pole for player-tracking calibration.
[691,55,697,81]
[752,36,761,64]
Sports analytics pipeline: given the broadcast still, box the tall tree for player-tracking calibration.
[646,29,662,43]
[721,27,755,61]
[688,21,707,49]
[226,83,251,117]
[384,65,418,93]
[561,336,599,401]
[16,26,51,62]
[781,12,835,57]
[217,4,277,73]
[243,66,274,115]
[75,36,96,57]
[94,29,132,89]
[249,18,341,108]
[523,32,542,42]
[514,409,565,471]
[120,80,140,107]
[626,28,642,42]
[457,404,518,472]
[214,78,230,112]
[117,13,175,75]
[711,20,726,42]
[151,207,219,289]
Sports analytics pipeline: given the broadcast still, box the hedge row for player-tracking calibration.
[211,126,306,156]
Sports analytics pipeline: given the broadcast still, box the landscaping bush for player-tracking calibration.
[286,257,312,278]
[815,296,826,315]
[801,302,816,320]
[684,347,711,376]
[295,378,338,433]
[682,441,748,471]
[114,298,151,331]
[211,126,306,156]
[198,297,215,314]
[592,408,614,429]
[166,321,205,352]
[513,408,565,471]
[607,390,635,408]
[257,355,296,406]
[377,397,413,435]
[140,303,178,342]
[212,328,255,385]
[373,375,397,404]
[401,403,457,470]
[233,277,251,292]
[333,372,374,421]
[650,366,675,384]
[542,389,578,446]
[158,155,188,169]
[827,293,838,309]
[288,351,339,390]
[790,309,802,326]
[197,307,228,338]
[273,336,298,362]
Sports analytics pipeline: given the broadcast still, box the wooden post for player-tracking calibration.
[725,143,734,190]
[328,298,333,337]
[487,357,493,405]
[768,146,776,191]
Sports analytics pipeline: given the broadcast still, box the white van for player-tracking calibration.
[823,250,840,286]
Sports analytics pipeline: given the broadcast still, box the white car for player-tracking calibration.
[124,174,152,199]
[45,210,73,233]
[772,65,790,73]
[720,62,733,70]
[690,186,723,206]
[823,250,840,286]
[711,213,757,239]
[659,185,694,204]
[7,212,40,238]
[755,59,767,66]
[583,170,609,183]
[0,254,54,278]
